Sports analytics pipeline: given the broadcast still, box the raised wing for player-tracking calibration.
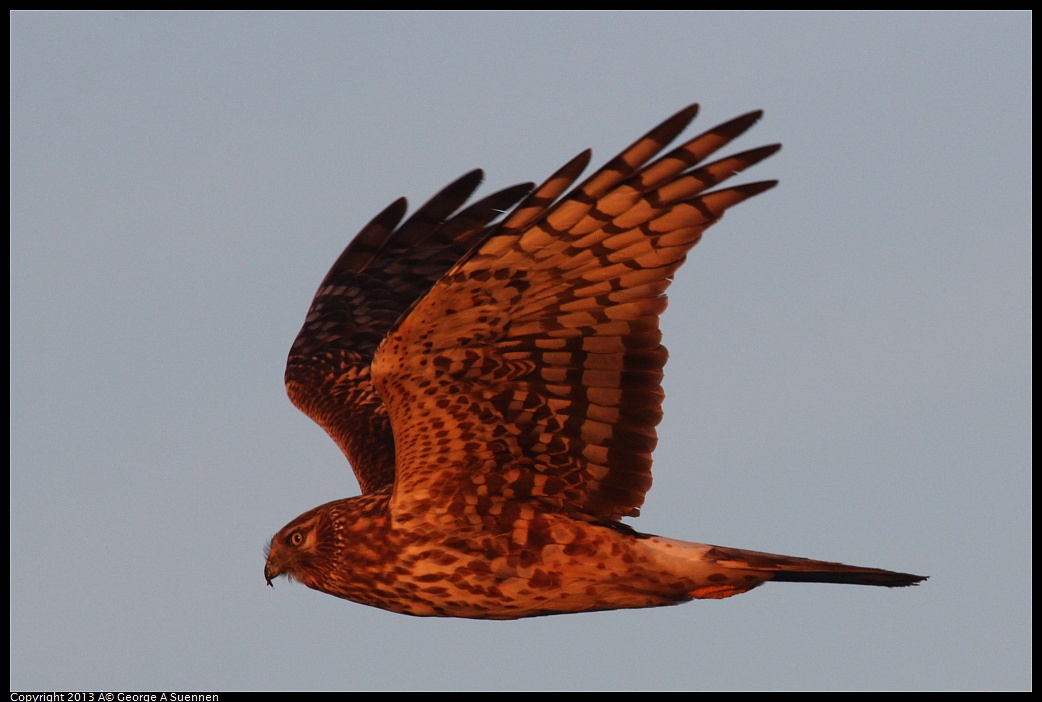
[372,104,780,524]
[285,172,533,493]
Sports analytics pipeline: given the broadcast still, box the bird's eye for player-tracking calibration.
[290,531,304,546]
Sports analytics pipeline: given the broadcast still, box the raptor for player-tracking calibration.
[264,104,926,618]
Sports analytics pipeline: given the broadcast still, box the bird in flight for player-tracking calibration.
[264,104,926,618]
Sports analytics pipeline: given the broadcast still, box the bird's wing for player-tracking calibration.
[371,105,780,524]
[285,172,533,493]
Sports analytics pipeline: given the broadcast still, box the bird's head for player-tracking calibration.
[264,504,340,590]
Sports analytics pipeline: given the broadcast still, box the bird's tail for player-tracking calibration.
[641,536,928,600]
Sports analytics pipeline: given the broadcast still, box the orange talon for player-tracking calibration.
[691,583,761,600]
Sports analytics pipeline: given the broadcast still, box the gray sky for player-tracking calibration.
[10,11,1030,691]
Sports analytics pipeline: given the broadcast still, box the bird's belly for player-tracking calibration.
[339,517,704,619]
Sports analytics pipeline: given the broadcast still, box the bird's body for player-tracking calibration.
[271,488,921,619]
[264,104,926,618]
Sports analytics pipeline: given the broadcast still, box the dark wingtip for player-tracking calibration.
[736,179,780,197]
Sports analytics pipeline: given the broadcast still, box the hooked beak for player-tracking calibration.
[264,560,280,587]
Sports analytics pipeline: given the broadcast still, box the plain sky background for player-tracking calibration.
[10,11,1030,691]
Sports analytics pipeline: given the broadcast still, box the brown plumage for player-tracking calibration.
[264,104,926,618]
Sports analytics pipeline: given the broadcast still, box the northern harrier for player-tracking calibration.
[264,105,926,618]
